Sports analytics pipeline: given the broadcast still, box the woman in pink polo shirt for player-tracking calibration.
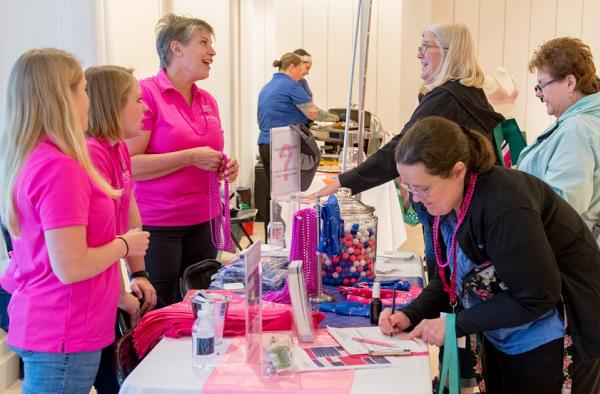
[0,49,150,394]
[126,14,239,306]
[85,65,158,393]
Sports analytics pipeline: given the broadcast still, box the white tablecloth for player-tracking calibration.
[306,173,407,252]
[119,336,431,394]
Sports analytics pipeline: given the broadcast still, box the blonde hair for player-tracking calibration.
[0,48,119,236]
[86,65,135,140]
[156,13,214,69]
[272,53,303,71]
[421,22,485,93]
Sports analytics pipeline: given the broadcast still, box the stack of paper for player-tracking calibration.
[326,326,427,356]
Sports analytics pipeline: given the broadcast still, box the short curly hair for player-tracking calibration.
[529,37,598,95]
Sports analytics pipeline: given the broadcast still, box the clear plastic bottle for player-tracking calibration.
[192,306,215,369]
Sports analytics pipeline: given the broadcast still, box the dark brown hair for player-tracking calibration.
[395,116,495,177]
[529,37,598,95]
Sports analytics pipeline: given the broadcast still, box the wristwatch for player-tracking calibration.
[131,270,151,280]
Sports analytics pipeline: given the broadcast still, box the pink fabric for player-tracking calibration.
[339,285,422,306]
[7,139,119,353]
[203,329,353,394]
[87,138,132,233]
[132,292,326,358]
[135,69,225,226]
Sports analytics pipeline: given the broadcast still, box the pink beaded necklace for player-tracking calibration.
[432,173,478,306]
[208,154,234,252]
[290,208,319,296]
[263,207,318,303]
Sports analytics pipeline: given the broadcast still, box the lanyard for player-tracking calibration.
[432,173,478,307]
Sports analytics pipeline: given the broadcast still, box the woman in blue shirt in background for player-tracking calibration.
[293,48,313,99]
[257,52,336,229]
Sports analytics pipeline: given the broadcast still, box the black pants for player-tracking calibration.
[258,143,271,236]
[143,222,217,307]
[482,336,600,393]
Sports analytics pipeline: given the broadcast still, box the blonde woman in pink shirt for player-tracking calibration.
[126,14,239,306]
[85,65,158,393]
[0,49,150,394]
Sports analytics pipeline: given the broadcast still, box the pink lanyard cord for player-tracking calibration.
[208,154,234,252]
[432,173,478,306]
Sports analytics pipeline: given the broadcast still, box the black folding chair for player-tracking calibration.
[114,327,140,386]
[179,259,223,298]
[230,208,258,251]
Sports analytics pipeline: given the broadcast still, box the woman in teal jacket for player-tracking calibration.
[518,37,600,239]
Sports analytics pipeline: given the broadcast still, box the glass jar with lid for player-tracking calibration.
[319,188,378,285]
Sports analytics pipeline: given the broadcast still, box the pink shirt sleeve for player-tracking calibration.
[25,158,91,231]
[141,82,157,132]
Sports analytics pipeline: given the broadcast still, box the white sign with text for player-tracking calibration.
[270,126,300,198]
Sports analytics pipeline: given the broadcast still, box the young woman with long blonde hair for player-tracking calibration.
[0,48,149,394]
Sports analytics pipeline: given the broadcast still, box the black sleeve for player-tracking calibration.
[338,89,463,194]
[401,271,451,326]
[338,132,402,194]
[455,208,562,337]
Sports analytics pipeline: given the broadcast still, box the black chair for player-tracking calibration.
[114,327,139,386]
[230,207,258,251]
[179,258,223,298]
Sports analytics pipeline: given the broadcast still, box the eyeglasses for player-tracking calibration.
[417,42,447,55]
[534,79,557,94]
[399,181,433,198]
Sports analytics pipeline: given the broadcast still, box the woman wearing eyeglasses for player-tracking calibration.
[314,22,504,277]
[517,37,600,242]
[381,116,600,393]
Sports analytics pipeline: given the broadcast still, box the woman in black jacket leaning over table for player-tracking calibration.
[314,22,504,277]
[381,116,600,393]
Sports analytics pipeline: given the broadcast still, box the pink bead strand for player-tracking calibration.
[208,154,234,252]
[432,173,478,305]
[263,207,318,304]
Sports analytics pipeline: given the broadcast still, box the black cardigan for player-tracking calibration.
[401,167,600,361]
[339,80,504,194]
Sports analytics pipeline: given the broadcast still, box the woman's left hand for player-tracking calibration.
[223,157,239,183]
[131,277,157,314]
[406,316,446,347]
[118,292,142,328]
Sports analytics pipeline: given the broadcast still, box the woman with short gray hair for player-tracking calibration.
[126,13,239,307]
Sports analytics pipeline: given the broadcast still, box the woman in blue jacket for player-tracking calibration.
[518,37,600,241]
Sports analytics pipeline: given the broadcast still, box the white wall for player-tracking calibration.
[3,0,600,189]
[431,0,600,141]
[0,0,97,121]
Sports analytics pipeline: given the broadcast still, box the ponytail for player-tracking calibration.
[460,126,495,173]
[272,52,302,71]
